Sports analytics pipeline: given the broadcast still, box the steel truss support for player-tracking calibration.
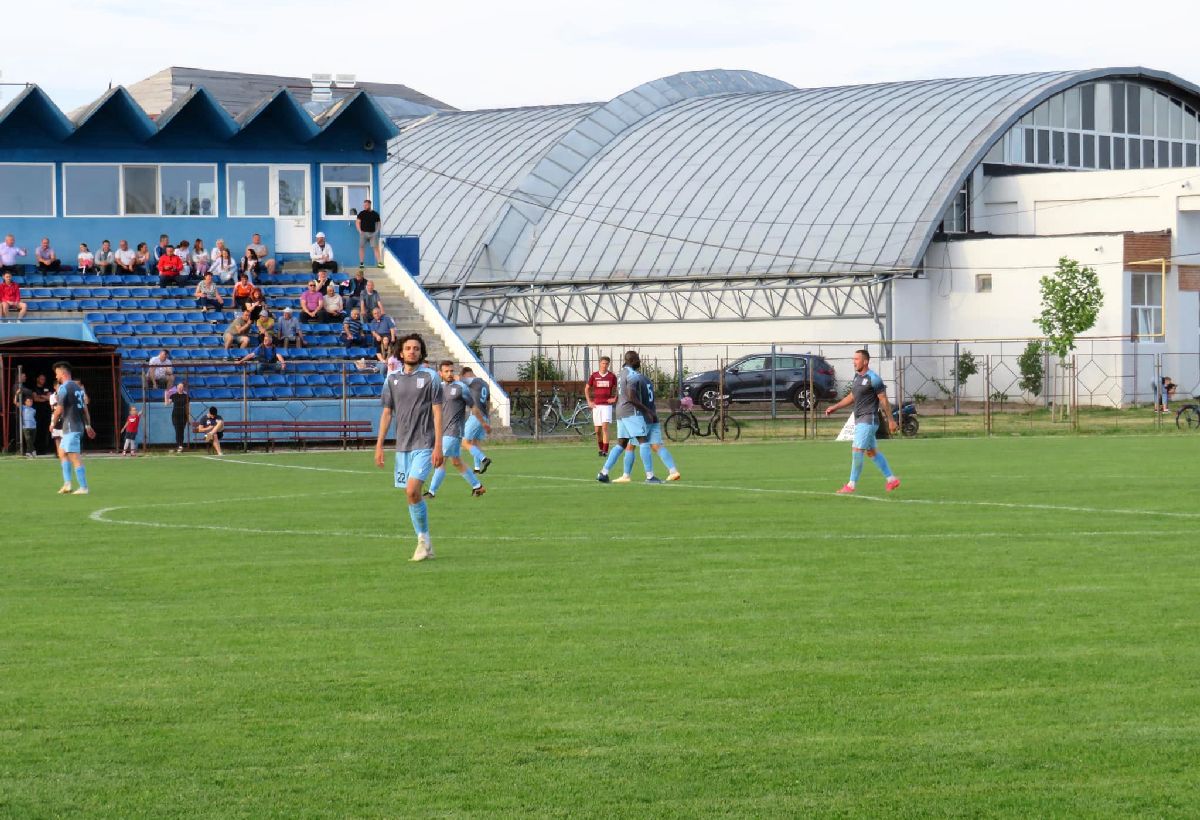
[429,275,898,330]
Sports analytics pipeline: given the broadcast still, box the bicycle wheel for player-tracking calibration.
[510,405,533,435]
[539,405,561,434]
[713,416,742,441]
[664,412,694,442]
[569,412,589,436]
[1177,405,1200,430]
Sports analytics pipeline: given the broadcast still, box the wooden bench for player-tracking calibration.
[217,420,373,451]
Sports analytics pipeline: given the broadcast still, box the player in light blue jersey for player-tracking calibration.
[50,361,95,495]
[824,349,900,494]
[615,368,681,483]
[426,361,486,499]
[597,350,662,485]
[460,367,492,474]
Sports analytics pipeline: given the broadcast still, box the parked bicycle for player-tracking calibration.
[663,396,741,442]
[538,386,591,435]
[1175,397,1200,430]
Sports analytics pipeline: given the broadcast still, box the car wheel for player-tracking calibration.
[790,385,815,411]
[696,386,720,411]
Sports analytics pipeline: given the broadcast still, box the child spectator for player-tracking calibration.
[157,245,183,287]
[232,272,254,310]
[247,233,277,276]
[192,239,209,277]
[212,247,236,284]
[77,243,95,273]
[276,307,305,349]
[240,248,262,281]
[21,397,37,456]
[35,238,60,272]
[95,240,115,274]
[256,308,276,341]
[246,286,266,323]
[120,405,141,456]
[176,240,194,283]
[134,242,151,274]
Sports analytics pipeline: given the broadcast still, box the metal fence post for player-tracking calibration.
[488,345,494,376]
[1154,353,1163,430]
[769,343,777,421]
[896,355,905,437]
[1070,354,1079,431]
[984,354,992,436]
[534,340,541,441]
[953,340,960,416]
[676,344,684,399]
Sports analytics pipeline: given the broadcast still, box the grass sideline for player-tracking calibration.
[2,437,1198,816]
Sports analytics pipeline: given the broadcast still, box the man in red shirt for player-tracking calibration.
[585,355,618,457]
[157,245,183,287]
[0,271,27,321]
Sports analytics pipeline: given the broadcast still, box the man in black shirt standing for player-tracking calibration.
[356,198,384,270]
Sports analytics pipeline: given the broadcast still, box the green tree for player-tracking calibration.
[1036,257,1104,359]
[517,354,565,382]
[1017,340,1044,397]
[955,350,979,387]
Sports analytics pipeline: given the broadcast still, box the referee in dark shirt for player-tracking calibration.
[356,199,383,269]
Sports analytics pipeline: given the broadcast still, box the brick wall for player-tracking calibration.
[1123,230,1172,271]
[1179,265,1200,292]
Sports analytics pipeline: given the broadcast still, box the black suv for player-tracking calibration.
[682,353,838,410]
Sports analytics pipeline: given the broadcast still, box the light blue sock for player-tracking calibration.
[871,451,893,478]
[638,443,653,475]
[601,445,623,475]
[657,446,677,473]
[850,450,865,484]
[623,447,636,476]
[407,500,429,536]
[429,466,446,494]
[461,468,481,489]
[74,465,87,490]
[469,444,486,469]
[61,460,72,484]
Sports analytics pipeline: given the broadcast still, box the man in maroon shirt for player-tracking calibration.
[585,355,618,457]
[0,271,28,321]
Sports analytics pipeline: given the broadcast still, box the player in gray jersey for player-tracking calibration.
[425,361,486,499]
[375,333,445,561]
[824,348,900,494]
[598,350,661,484]
[460,366,492,474]
[50,361,94,495]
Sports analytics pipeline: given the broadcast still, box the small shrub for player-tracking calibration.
[517,354,565,382]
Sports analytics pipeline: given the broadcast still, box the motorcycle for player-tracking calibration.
[891,401,919,437]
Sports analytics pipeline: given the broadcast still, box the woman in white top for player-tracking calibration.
[77,243,95,273]
[192,239,209,277]
[210,248,237,284]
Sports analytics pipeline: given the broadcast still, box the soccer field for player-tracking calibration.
[3,437,1198,817]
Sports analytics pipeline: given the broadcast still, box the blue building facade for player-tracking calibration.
[0,84,398,268]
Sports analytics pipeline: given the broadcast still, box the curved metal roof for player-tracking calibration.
[383,66,1200,286]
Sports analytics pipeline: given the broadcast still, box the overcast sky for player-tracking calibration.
[7,0,1200,112]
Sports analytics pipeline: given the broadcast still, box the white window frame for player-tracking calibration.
[62,162,217,218]
[975,273,992,293]
[0,162,57,217]
[320,163,373,220]
[1130,270,1164,343]
[226,163,272,218]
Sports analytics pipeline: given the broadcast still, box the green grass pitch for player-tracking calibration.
[2,436,1199,817]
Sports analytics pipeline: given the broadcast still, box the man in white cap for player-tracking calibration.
[276,306,305,349]
[310,231,337,275]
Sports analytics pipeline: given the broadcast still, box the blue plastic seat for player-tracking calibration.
[82,275,102,285]
[77,298,99,310]
[293,386,315,399]
[92,288,111,298]
[266,374,287,387]
[98,299,120,311]
[165,311,186,323]
[109,288,132,298]
[311,386,336,399]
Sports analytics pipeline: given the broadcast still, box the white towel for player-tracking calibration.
[835,413,856,442]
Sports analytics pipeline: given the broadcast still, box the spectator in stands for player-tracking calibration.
[211,247,236,284]
[277,307,305,349]
[238,333,286,374]
[256,307,276,341]
[147,349,174,389]
[232,272,255,311]
[194,271,224,313]
[164,380,190,452]
[95,240,115,275]
[314,267,334,296]
[152,234,170,270]
[247,233,277,276]
[223,311,253,351]
[134,242,152,273]
[156,244,183,287]
[192,239,209,278]
[340,269,367,310]
[369,305,397,350]
[342,308,368,347]
[356,337,401,374]
[195,406,225,456]
[246,286,266,323]
[310,232,337,275]
[356,198,384,269]
[114,239,137,274]
[176,240,194,282]
[299,280,324,323]
[322,286,345,323]
[35,238,60,272]
[0,271,28,321]
[240,247,263,281]
[0,234,27,274]
[359,279,382,317]
[77,243,95,273]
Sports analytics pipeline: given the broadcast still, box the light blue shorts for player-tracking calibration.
[646,422,664,446]
[61,431,82,454]
[852,422,878,450]
[442,435,463,459]
[463,416,487,442]
[617,414,648,440]
[394,449,434,487]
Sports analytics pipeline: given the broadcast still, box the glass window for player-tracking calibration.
[1081,84,1096,130]
[1052,131,1065,165]
[123,165,157,215]
[1034,102,1049,127]
[975,273,992,293]
[322,164,371,183]
[1130,271,1163,341]
[64,164,119,215]
[1112,83,1126,133]
[1186,107,1198,140]
[1141,87,1155,134]
[1170,99,1183,138]
[1147,140,1159,168]
[324,186,345,217]
[1188,143,1198,167]
[227,165,270,216]
[277,168,307,217]
[1154,91,1169,137]
[1049,94,1065,128]
[1065,87,1081,130]
[1127,138,1141,169]
[1095,83,1112,133]
[160,165,215,216]
[1037,129,1050,164]
[1099,135,1111,169]
[0,164,54,216]
[1113,137,1126,170]
[321,164,372,219]
[1067,132,1080,167]
[1024,129,1035,164]
[734,356,768,372]
[1171,142,1184,168]
[1082,134,1096,167]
